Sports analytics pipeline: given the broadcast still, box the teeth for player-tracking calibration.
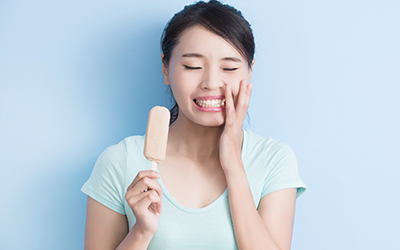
[195,99,226,108]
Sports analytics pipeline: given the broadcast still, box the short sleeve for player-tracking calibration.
[81,140,127,215]
[261,142,306,199]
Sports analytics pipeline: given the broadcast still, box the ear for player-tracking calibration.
[161,54,170,86]
[248,59,255,80]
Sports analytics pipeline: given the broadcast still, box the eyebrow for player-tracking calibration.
[182,53,203,58]
[181,53,242,62]
[221,57,242,62]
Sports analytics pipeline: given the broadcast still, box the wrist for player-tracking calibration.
[131,224,155,243]
[116,224,155,250]
[222,161,246,181]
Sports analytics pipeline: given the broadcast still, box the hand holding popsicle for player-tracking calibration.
[144,106,170,171]
[123,106,170,239]
[125,170,163,237]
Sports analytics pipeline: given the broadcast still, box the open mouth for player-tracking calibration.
[194,98,226,108]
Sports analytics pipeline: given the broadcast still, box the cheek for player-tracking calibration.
[170,68,202,91]
[169,66,185,86]
[226,71,250,96]
[169,69,195,103]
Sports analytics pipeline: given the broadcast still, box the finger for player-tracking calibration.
[127,188,162,212]
[135,190,163,215]
[224,84,236,127]
[126,187,149,207]
[129,176,163,197]
[152,198,163,214]
[225,104,235,128]
[246,83,253,104]
[224,84,235,112]
[148,199,163,214]
[127,170,161,191]
[244,81,252,108]
[242,82,252,119]
[236,80,250,122]
[236,80,248,109]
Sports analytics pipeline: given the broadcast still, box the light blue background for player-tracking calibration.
[1,0,399,249]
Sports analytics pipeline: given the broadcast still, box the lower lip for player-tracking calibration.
[194,101,226,112]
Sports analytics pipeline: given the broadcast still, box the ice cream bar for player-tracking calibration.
[144,106,170,171]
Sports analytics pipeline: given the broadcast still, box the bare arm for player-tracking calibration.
[258,188,297,250]
[84,171,162,250]
[84,197,127,250]
[84,197,154,250]
[220,81,298,249]
[226,170,297,250]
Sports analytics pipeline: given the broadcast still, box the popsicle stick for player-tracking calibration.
[151,161,157,171]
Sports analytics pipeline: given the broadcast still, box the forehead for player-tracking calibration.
[172,25,244,60]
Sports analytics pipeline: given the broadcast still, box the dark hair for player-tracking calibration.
[161,0,255,124]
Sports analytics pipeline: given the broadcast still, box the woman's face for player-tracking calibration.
[163,25,253,127]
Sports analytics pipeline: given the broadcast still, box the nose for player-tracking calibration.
[200,67,224,90]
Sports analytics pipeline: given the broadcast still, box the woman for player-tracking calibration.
[82,1,306,249]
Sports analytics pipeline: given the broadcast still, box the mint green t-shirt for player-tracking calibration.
[81,129,306,249]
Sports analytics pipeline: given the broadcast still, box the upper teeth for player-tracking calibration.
[195,99,226,108]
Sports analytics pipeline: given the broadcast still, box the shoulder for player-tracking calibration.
[81,136,147,215]
[243,129,299,180]
[101,135,145,156]
[122,134,145,149]
[94,135,145,169]
[243,130,306,198]
[243,129,295,160]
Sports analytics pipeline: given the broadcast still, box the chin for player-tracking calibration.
[177,107,226,128]
[194,116,225,128]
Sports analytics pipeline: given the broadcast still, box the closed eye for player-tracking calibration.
[223,68,238,71]
[184,65,202,70]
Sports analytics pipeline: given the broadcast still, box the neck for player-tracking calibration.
[167,115,223,162]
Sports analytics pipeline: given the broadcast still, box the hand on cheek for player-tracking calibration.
[219,80,253,173]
